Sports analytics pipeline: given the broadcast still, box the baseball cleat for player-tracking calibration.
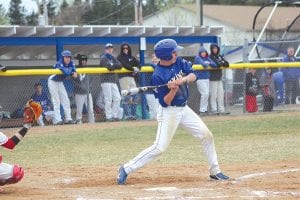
[117,166,128,185]
[210,172,229,180]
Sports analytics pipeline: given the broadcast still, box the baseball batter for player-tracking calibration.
[117,39,229,185]
[48,50,77,125]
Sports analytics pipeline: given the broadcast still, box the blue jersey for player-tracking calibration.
[50,59,77,82]
[152,57,194,107]
[31,92,51,112]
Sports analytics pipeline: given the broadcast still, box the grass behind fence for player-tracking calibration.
[2,113,299,168]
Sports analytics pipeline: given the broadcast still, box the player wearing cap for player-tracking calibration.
[48,50,77,125]
[100,43,123,121]
[73,54,95,124]
[117,39,229,185]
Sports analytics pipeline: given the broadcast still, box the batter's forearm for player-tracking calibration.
[163,88,178,105]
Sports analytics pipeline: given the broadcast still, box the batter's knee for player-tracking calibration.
[0,165,24,186]
[203,130,214,142]
[155,145,168,155]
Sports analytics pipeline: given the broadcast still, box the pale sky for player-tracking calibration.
[1,0,39,14]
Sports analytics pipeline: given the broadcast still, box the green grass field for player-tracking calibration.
[2,112,299,168]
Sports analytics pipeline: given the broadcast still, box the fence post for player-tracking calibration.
[243,39,249,113]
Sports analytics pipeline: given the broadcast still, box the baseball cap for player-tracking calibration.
[105,43,113,48]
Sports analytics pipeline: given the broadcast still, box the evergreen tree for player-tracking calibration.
[0,4,9,25]
[26,11,39,25]
[8,0,27,25]
[61,0,69,10]
[47,0,57,19]
[74,0,82,5]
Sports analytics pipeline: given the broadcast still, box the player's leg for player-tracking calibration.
[111,83,121,120]
[101,83,113,121]
[48,79,62,124]
[36,115,45,126]
[75,94,85,123]
[128,77,138,119]
[180,106,221,176]
[119,77,131,119]
[119,106,183,184]
[87,93,95,123]
[197,79,210,113]
[58,83,72,122]
[216,80,225,113]
[145,94,159,120]
[0,163,24,186]
[209,81,218,114]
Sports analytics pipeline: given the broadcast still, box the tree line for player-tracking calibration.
[0,0,288,26]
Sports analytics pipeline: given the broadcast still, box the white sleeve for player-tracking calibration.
[0,131,8,145]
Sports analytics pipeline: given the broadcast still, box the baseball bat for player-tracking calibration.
[121,84,168,96]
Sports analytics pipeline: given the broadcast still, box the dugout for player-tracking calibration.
[0,25,224,125]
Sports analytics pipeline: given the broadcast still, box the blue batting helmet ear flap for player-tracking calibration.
[61,50,72,57]
[154,39,183,61]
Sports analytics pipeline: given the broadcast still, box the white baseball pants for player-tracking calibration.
[197,79,210,112]
[0,163,13,181]
[75,93,95,123]
[145,94,159,120]
[48,78,72,124]
[101,83,121,119]
[209,80,225,113]
[123,105,221,176]
[36,111,55,126]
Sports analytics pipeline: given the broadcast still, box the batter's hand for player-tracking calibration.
[167,80,179,90]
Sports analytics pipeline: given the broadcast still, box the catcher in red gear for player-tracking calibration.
[0,100,42,191]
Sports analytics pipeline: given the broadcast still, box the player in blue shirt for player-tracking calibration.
[48,50,77,125]
[31,82,54,126]
[117,39,229,185]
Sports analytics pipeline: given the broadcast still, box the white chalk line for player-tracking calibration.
[135,196,231,200]
[234,168,300,182]
[248,190,300,198]
[70,168,300,199]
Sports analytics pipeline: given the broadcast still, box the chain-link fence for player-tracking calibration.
[1,39,300,128]
[1,66,299,128]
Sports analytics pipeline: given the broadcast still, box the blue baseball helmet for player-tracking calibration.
[61,50,72,57]
[154,39,183,61]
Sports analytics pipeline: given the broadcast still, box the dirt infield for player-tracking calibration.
[1,161,299,199]
[1,112,300,199]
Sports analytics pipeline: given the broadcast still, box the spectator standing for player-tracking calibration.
[31,82,54,126]
[260,68,275,112]
[73,54,95,124]
[245,69,259,113]
[281,47,300,104]
[209,44,230,115]
[194,47,217,115]
[117,43,141,120]
[100,43,123,122]
[48,50,77,125]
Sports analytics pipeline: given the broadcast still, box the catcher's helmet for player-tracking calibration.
[61,50,72,57]
[154,39,183,61]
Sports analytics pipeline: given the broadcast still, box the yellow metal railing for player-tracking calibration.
[0,62,299,76]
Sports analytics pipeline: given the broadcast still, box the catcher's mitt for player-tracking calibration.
[23,100,42,124]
